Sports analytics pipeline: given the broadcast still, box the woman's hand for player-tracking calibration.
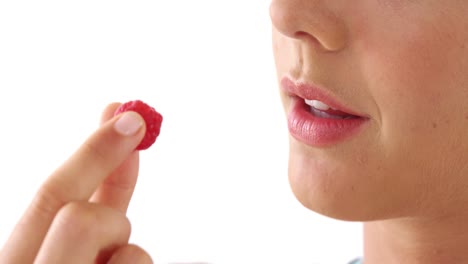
[0,103,153,264]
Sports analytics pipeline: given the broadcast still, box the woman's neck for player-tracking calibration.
[363,214,468,264]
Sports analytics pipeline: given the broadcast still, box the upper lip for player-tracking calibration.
[281,77,364,117]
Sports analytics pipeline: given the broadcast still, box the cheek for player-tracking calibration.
[359,10,468,142]
[358,13,468,210]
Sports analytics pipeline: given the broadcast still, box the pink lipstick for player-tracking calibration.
[281,77,368,147]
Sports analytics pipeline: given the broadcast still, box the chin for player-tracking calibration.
[287,138,401,222]
[288,171,365,221]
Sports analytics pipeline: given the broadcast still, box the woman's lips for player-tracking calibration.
[281,77,369,147]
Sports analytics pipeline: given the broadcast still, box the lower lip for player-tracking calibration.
[287,97,368,147]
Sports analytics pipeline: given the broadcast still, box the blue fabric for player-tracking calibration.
[348,257,363,264]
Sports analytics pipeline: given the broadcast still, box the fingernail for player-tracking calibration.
[114,111,143,136]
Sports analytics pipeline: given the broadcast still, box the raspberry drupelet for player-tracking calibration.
[114,100,163,150]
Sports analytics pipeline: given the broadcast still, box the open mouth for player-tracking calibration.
[305,99,361,120]
[281,77,368,146]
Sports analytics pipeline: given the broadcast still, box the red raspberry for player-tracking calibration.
[114,100,163,150]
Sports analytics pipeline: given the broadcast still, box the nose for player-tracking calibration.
[269,0,347,51]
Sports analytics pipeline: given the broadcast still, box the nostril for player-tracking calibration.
[294,31,321,46]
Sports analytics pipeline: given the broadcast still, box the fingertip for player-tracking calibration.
[114,111,147,137]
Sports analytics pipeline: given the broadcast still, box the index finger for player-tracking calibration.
[0,103,146,264]
[90,102,141,213]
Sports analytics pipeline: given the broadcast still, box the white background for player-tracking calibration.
[0,1,362,263]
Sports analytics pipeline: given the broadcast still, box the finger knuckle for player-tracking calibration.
[131,246,153,264]
[31,181,69,220]
[138,248,153,264]
[113,244,153,264]
[81,140,108,166]
[118,214,132,238]
[55,202,100,241]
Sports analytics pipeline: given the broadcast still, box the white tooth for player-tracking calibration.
[305,99,330,111]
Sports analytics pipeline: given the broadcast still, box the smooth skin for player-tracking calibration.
[0,103,153,264]
[270,0,468,263]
